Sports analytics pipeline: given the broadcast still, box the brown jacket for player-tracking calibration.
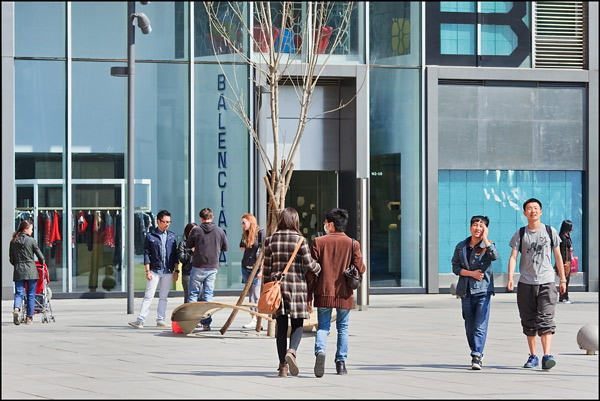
[309,232,366,309]
[263,230,321,319]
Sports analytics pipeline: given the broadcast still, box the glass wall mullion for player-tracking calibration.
[65,1,73,293]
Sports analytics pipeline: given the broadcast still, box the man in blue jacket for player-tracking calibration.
[452,215,498,370]
[186,207,228,331]
[129,210,179,329]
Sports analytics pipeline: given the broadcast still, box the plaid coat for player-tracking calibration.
[263,229,321,319]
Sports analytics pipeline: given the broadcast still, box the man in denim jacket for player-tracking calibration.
[452,216,498,370]
[129,210,179,329]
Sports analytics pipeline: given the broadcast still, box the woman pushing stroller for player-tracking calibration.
[10,220,45,325]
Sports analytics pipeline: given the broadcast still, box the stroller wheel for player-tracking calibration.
[51,317,56,322]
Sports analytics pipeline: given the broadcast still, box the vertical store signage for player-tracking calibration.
[217,74,228,263]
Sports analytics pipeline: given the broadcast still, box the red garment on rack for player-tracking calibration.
[50,211,61,242]
[77,211,88,234]
[44,214,52,247]
[55,243,62,264]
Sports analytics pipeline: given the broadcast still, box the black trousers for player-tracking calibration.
[276,315,303,364]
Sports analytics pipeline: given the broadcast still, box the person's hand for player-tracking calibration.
[146,270,152,281]
[482,225,489,241]
[507,278,514,292]
[559,281,566,294]
[257,269,262,280]
[472,269,484,281]
[173,271,179,282]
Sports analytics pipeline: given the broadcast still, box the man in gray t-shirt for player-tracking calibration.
[508,226,561,286]
[507,198,566,371]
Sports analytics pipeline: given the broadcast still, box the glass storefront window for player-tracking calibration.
[72,61,126,153]
[195,2,248,59]
[194,63,250,291]
[137,2,188,61]
[369,1,421,66]
[15,1,66,58]
[15,60,65,153]
[438,170,583,274]
[369,67,422,287]
[72,2,126,60]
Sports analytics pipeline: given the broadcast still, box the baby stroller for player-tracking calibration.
[20,261,55,324]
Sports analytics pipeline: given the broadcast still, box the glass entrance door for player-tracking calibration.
[285,171,338,245]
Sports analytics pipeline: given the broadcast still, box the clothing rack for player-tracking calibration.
[73,207,122,210]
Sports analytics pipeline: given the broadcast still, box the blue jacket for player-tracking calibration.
[452,237,498,297]
[144,228,179,273]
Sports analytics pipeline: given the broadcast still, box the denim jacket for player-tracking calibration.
[144,228,179,273]
[452,237,498,297]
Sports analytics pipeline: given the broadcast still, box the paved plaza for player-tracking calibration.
[2,292,598,399]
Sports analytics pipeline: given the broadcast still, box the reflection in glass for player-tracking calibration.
[369,2,421,66]
[285,171,338,245]
[369,67,422,287]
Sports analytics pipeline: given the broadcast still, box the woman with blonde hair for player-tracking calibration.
[240,213,265,328]
[263,207,321,377]
[10,220,45,325]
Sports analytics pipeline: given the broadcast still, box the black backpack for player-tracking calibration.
[518,224,554,253]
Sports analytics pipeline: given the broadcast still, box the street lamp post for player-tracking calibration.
[111,2,151,314]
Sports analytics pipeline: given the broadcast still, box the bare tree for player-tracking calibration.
[203,1,357,334]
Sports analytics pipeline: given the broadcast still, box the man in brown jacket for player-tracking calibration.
[309,208,366,377]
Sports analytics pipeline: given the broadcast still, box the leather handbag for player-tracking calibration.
[344,239,362,290]
[257,237,304,314]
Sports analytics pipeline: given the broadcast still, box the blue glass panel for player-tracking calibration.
[194,63,250,289]
[441,24,475,55]
[72,61,127,153]
[72,2,126,59]
[15,2,66,57]
[481,25,517,56]
[480,2,513,13]
[135,62,189,236]
[440,2,476,12]
[15,60,65,152]
[439,170,584,274]
[136,2,188,61]
[370,67,421,287]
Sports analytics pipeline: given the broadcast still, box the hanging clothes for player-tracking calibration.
[104,211,115,248]
[50,211,61,243]
[44,212,52,247]
[113,211,122,270]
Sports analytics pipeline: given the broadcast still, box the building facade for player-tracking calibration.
[2,1,598,300]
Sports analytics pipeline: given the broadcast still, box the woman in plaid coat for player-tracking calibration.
[263,207,321,377]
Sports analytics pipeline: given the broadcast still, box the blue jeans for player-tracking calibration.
[187,267,218,325]
[461,293,492,357]
[14,279,38,317]
[315,307,350,362]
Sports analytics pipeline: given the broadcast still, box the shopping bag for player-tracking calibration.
[570,250,579,274]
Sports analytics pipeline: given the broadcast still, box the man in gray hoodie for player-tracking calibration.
[186,207,228,330]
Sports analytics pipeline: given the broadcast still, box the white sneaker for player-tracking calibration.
[157,321,170,328]
[128,320,143,329]
[242,319,258,329]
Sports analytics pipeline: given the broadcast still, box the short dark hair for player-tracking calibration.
[523,198,542,211]
[325,208,349,233]
[199,208,213,220]
[157,210,171,221]
[277,207,300,234]
[470,215,489,227]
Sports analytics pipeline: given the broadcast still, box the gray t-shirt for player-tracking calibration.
[509,225,561,285]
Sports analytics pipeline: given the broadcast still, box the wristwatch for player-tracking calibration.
[560,279,567,283]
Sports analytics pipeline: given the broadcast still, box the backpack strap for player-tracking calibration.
[518,226,525,254]
[545,224,555,249]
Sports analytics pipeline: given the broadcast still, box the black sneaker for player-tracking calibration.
[471,356,482,370]
[314,351,326,378]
